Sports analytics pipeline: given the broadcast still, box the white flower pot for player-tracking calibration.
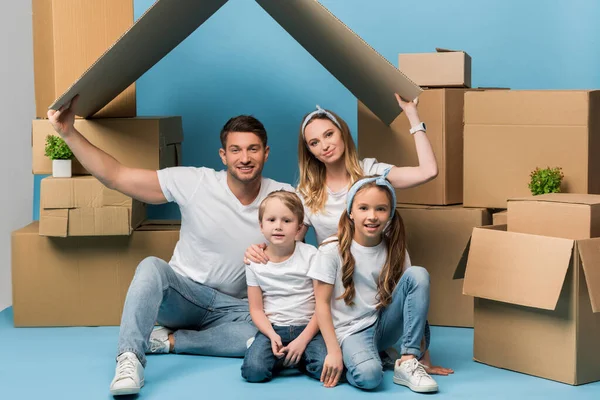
[52,159,72,178]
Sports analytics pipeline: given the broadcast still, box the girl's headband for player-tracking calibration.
[301,105,342,137]
[346,168,396,218]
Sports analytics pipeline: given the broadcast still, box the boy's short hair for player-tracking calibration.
[258,190,304,224]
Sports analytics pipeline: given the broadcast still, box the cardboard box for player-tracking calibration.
[32,117,183,175]
[457,225,600,385]
[399,48,472,88]
[507,194,600,239]
[39,176,146,237]
[359,89,469,205]
[32,0,135,118]
[398,205,491,327]
[48,0,421,126]
[12,221,180,327]
[492,210,507,225]
[464,90,600,208]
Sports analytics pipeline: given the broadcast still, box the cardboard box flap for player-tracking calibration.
[463,228,574,310]
[509,193,600,206]
[49,0,228,118]
[39,209,69,237]
[255,0,421,125]
[577,238,600,313]
[453,224,506,280]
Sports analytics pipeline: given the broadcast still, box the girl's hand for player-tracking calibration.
[281,338,308,367]
[244,243,268,265]
[320,351,344,388]
[394,93,421,127]
[420,350,454,376]
[270,334,286,358]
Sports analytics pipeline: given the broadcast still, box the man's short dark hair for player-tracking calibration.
[220,115,268,148]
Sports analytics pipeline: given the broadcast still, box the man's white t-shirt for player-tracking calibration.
[246,242,317,326]
[157,167,294,299]
[299,158,393,245]
[307,240,410,345]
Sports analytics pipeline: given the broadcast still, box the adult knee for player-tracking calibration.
[132,256,170,286]
[241,360,272,383]
[349,359,383,390]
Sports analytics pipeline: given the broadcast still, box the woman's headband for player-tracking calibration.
[346,168,396,218]
[301,105,342,137]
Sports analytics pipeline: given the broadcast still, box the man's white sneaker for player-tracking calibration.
[109,352,144,396]
[393,358,438,393]
[147,326,173,354]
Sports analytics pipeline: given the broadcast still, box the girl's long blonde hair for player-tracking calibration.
[330,182,407,309]
[297,110,363,214]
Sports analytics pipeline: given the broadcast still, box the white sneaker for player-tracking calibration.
[147,326,173,354]
[393,358,438,393]
[246,336,256,349]
[109,352,144,396]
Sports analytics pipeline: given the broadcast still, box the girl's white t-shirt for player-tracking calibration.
[157,167,294,299]
[299,158,393,245]
[307,239,410,345]
[246,242,317,326]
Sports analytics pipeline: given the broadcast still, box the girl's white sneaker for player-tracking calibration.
[393,358,438,393]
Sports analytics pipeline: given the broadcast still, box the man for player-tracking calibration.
[48,97,294,395]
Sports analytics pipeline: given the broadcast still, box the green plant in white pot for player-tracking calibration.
[45,135,74,178]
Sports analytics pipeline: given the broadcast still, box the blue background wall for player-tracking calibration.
[32,0,600,222]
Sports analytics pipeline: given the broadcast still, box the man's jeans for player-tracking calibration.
[241,325,327,382]
[117,256,257,366]
[341,266,431,390]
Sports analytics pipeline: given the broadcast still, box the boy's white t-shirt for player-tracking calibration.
[307,240,410,345]
[246,242,317,326]
[157,167,294,299]
[299,158,393,245]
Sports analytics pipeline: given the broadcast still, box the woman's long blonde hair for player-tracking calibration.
[297,110,363,214]
[330,182,407,309]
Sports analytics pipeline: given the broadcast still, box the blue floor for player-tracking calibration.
[1,307,599,399]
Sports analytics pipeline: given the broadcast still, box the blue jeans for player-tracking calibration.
[241,325,327,382]
[341,266,431,390]
[117,256,257,366]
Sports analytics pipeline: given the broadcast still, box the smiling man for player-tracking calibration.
[47,98,294,396]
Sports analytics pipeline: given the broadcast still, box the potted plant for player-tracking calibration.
[528,166,564,195]
[45,135,74,178]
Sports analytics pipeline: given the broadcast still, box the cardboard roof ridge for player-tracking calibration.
[508,193,600,206]
[48,0,421,126]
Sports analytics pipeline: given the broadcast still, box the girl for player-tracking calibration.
[307,173,453,392]
[241,190,327,383]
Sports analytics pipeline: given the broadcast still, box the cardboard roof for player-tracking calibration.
[48,0,422,125]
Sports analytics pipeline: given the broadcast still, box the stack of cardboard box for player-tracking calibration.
[359,48,490,328]
[11,1,183,327]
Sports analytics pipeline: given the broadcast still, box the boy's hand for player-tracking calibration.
[281,338,308,367]
[270,334,285,358]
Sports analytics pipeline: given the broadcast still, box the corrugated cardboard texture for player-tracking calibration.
[464,90,600,208]
[358,89,467,205]
[39,176,145,237]
[32,117,183,175]
[398,51,471,88]
[398,205,490,327]
[32,0,135,118]
[464,227,600,384]
[49,0,420,125]
[507,194,600,239]
[12,221,180,327]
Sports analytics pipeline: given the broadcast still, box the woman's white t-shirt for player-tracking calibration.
[307,240,410,345]
[246,242,317,326]
[299,158,393,245]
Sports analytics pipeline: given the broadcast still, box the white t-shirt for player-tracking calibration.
[157,167,294,298]
[307,240,410,345]
[299,158,393,245]
[246,242,317,326]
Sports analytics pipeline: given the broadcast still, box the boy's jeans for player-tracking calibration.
[117,256,257,366]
